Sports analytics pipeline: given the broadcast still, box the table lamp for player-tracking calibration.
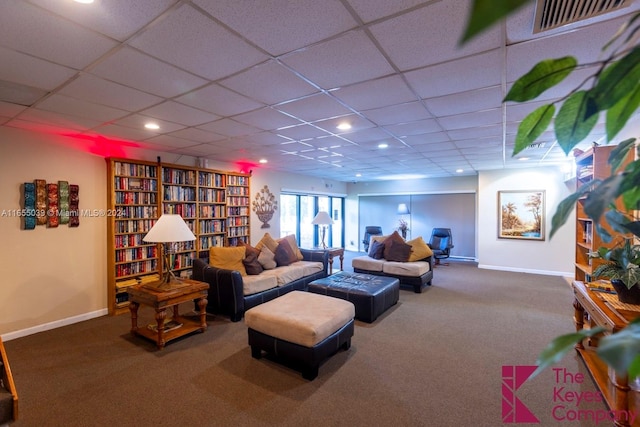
[312,211,333,249]
[142,214,196,291]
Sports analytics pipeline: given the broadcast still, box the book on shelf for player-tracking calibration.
[147,319,182,333]
[586,279,616,294]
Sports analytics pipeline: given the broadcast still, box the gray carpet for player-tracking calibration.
[5,255,607,426]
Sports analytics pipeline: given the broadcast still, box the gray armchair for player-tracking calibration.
[429,228,454,265]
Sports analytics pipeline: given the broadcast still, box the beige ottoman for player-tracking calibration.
[245,291,355,380]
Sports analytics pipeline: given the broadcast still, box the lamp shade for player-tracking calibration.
[143,214,196,243]
[311,211,333,225]
[397,203,410,215]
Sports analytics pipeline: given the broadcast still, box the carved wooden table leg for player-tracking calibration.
[573,298,585,350]
[129,301,139,335]
[197,297,208,332]
[155,308,167,350]
[613,373,631,427]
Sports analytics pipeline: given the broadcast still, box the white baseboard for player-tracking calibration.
[1,309,108,342]
[478,264,573,277]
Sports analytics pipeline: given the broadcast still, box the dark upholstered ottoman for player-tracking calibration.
[245,291,355,380]
[308,272,400,323]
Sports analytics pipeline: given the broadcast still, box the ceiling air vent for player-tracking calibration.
[534,0,629,33]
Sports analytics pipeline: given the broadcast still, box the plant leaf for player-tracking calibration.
[598,319,640,377]
[606,84,640,141]
[584,174,625,224]
[532,328,605,379]
[620,160,640,211]
[608,138,636,173]
[591,47,640,111]
[513,104,555,155]
[460,0,531,44]
[550,184,591,239]
[505,57,577,103]
[555,91,599,154]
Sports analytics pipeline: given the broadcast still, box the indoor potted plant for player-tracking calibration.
[397,218,409,240]
[592,238,640,304]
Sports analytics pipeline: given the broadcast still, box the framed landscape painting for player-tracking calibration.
[498,190,545,240]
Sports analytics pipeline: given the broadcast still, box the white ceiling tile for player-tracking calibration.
[312,114,375,135]
[140,101,219,127]
[363,101,431,126]
[447,124,502,140]
[129,3,268,80]
[198,118,261,138]
[0,46,77,91]
[219,60,318,105]
[369,1,502,71]
[111,114,186,134]
[438,109,503,131]
[346,0,430,23]
[276,124,331,141]
[90,47,208,98]
[27,0,176,41]
[59,74,162,111]
[400,132,450,145]
[342,127,393,144]
[334,75,417,110]
[0,1,118,69]
[168,127,226,143]
[16,108,102,131]
[0,101,27,118]
[275,93,352,122]
[233,107,303,131]
[176,83,264,117]
[282,30,395,89]
[426,86,503,117]
[144,134,203,149]
[384,119,443,137]
[193,0,357,56]
[36,94,129,122]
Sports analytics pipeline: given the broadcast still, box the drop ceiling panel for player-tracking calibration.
[363,101,431,126]
[219,60,319,105]
[36,95,129,122]
[425,86,503,117]
[17,108,102,131]
[342,127,392,143]
[333,75,417,110]
[167,127,226,143]
[369,1,502,71]
[346,0,430,23]
[282,30,395,89]
[0,101,27,118]
[140,101,219,127]
[144,134,203,149]
[0,46,77,91]
[438,109,503,131]
[112,114,186,134]
[198,118,261,138]
[129,3,268,80]
[384,118,442,137]
[234,107,303,131]
[401,132,451,145]
[0,1,118,69]
[176,83,264,117]
[58,74,162,112]
[275,93,353,122]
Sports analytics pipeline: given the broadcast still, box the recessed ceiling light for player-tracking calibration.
[74,0,94,3]
[378,143,388,149]
[144,123,160,130]
[337,122,351,130]
[259,159,268,164]
[456,169,464,173]
[519,157,529,161]
[355,173,362,177]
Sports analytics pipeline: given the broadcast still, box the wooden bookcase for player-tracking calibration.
[574,145,631,282]
[106,158,250,315]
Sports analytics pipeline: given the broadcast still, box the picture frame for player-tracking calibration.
[498,190,545,240]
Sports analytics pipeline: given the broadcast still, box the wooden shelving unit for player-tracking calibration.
[574,145,631,282]
[106,158,250,315]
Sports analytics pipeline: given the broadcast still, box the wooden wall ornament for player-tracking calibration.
[21,180,79,229]
[47,183,59,227]
[69,185,79,227]
[58,181,69,225]
[23,182,36,230]
[35,179,47,225]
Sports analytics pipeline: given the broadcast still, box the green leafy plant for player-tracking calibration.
[463,0,640,379]
[592,238,640,289]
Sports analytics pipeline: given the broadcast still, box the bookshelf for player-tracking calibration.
[107,158,250,315]
[107,159,161,315]
[574,145,631,282]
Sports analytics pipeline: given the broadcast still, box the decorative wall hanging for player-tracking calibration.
[252,185,277,229]
[498,190,545,240]
[21,180,80,229]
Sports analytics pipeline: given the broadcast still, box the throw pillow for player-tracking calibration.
[209,246,247,276]
[278,234,303,260]
[274,238,298,266]
[385,239,413,262]
[258,246,277,270]
[254,232,279,253]
[368,240,386,259]
[242,245,264,275]
[406,236,434,261]
[383,230,406,260]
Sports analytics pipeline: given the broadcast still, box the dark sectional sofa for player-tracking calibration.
[192,249,329,322]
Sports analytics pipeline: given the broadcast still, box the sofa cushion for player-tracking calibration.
[291,260,324,277]
[275,239,298,266]
[368,239,385,259]
[255,232,279,253]
[385,238,412,262]
[278,234,304,261]
[260,264,305,285]
[242,244,264,275]
[351,255,385,272]
[382,231,405,260]
[210,246,247,276]
[242,274,278,296]
[258,246,277,270]
[406,236,434,261]
[383,260,431,277]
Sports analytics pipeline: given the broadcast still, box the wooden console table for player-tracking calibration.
[128,279,209,350]
[571,281,639,426]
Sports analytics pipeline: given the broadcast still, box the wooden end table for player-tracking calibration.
[571,281,639,427]
[127,278,209,350]
[307,247,344,274]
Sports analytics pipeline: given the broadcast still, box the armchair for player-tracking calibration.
[428,228,454,265]
[0,337,18,423]
[362,226,383,252]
